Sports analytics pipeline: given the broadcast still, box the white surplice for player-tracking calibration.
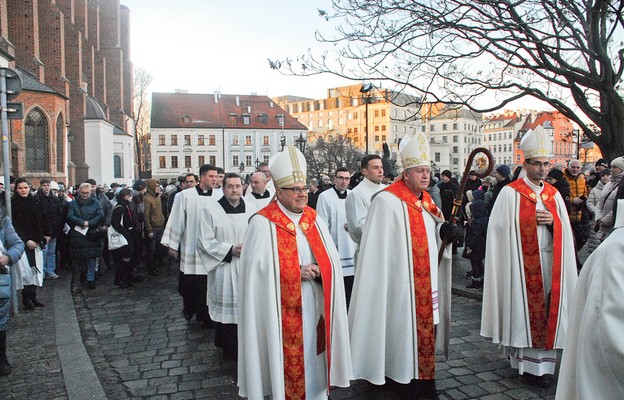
[243,190,273,210]
[348,189,452,384]
[556,205,624,400]
[316,188,357,276]
[345,177,384,245]
[480,178,577,375]
[237,202,352,400]
[197,200,257,324]
[161,187,218,275]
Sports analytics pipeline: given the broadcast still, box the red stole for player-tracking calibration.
[508,179,564,350]
[257,202,334,399]
[385,180,442,379]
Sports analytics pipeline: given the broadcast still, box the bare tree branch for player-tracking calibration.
[270,0,624,160]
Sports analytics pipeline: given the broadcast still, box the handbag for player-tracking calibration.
[86,226,106,242]
[108,206,129,250]
[0,273,10,300]
[108,226,128,250]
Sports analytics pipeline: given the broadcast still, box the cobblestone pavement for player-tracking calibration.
[0,251,570,399]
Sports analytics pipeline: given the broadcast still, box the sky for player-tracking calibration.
[121,0,355,99]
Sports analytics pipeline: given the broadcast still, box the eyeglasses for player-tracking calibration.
[526,161,551,168]
[280,186,309,194]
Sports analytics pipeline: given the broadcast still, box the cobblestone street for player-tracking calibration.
[0,253,562,399]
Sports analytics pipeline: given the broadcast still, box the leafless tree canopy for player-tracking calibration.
[270,0,624,160]
[133,68,153,176]
[305,132,363,179]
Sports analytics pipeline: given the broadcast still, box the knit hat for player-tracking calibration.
[599,169,611,178]
[441,170,452,179]
[133,179,147,191]
[595,158,609,168]
[496,164,511,177]
[547,168,564,181]
[610,156,624,171]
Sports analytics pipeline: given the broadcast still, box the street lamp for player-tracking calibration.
[239,162,245,174]
[280,135,286,151]
[360,83,373,154]
[254,158,260,169]
[295,132,307,154]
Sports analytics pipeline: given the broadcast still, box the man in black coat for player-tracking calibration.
[35,179,63,279]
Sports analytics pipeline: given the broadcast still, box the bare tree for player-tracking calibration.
[305,131,364,179]
[270,1,624,160]
[133,68,153,177]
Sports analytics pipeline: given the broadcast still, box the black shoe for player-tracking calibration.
[87,281,96,290]
[130,274,144,283]
[466,279,483,289]
[0,357,12,376]
[22,298,35,311]
[183,309,193,321]
[520,373,552,388]
[32,299,45,307]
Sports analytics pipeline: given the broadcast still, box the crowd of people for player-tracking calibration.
[1,131,623,399]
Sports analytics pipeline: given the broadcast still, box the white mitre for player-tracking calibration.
[269,145,307,188]
[615,199,624,229]
[520,129,551,159]
[399,132,430,169]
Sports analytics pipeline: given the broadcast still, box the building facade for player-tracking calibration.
[150,92,308,182]
[274,84,422,158]
[0,0,134,187]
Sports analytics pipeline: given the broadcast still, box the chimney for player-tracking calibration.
[214,91,219,103]
[236,96,240,106]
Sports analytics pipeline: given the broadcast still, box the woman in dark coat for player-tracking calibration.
[11,177,47,309]
[111,188,135,288]
[66,182,104,292]
[0,195,25,376]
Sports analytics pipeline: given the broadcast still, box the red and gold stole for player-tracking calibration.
[258,202,334,399]
[385,179,442,379]
[508,179,564,350]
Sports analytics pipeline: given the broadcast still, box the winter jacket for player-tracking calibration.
[96,189,113,227]
[464,190,488,262]
[586,180,606,220]
[66,195,104,259]
[111,200,134,260]
[564,169,588,223]
[12,193,46,266]
[35,189,64,237]
[596,172,623,235]
[143,179,165,233]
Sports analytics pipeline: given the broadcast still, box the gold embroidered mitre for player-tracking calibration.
[520,129,551,159]
[399,132,430,169]
[269,145,307,188]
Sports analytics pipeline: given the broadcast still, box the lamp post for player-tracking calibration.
[360,83,373,154]
[239,162,245,174]
[254,158,260,170]
[295,132,307,154]
[280,135,286,151]
[573,129,580,160]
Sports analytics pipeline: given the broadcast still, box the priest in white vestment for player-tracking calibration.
[243,172,273,210]
[316,167,357,307]
[349,134,454,399]
[555,199,624,400]
[198,173,257,360]
[161,164,219,325]
[481,129,577,388]
[238,146,351,400]
[345,155,384,247]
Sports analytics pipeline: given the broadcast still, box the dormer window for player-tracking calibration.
[258,113,269,124]
[183,115,192,124]
[276,114,284,126]
[242,114,250,125]
[229,114,237,124]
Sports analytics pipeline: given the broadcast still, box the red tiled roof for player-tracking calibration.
[150,92,306,130]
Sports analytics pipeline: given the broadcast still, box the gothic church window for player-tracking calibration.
[25,108,49,172]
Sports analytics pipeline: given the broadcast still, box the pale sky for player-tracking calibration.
[121,0,355,99]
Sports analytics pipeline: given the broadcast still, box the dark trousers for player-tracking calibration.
[344,275,354,310]
[215,322,237,358]
[385,377,437,400]
[178,271,210,322]
[146,228,166,271]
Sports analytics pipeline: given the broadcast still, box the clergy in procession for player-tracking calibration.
[349,133,454,400]
[316,167,357,307]
[238,145,351,400]
[197,173,257,360]
[480,129,577,388]
[161,164,219,326]
[345,154,384,248]
[555,199,624,400]
[243,171,273,210]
